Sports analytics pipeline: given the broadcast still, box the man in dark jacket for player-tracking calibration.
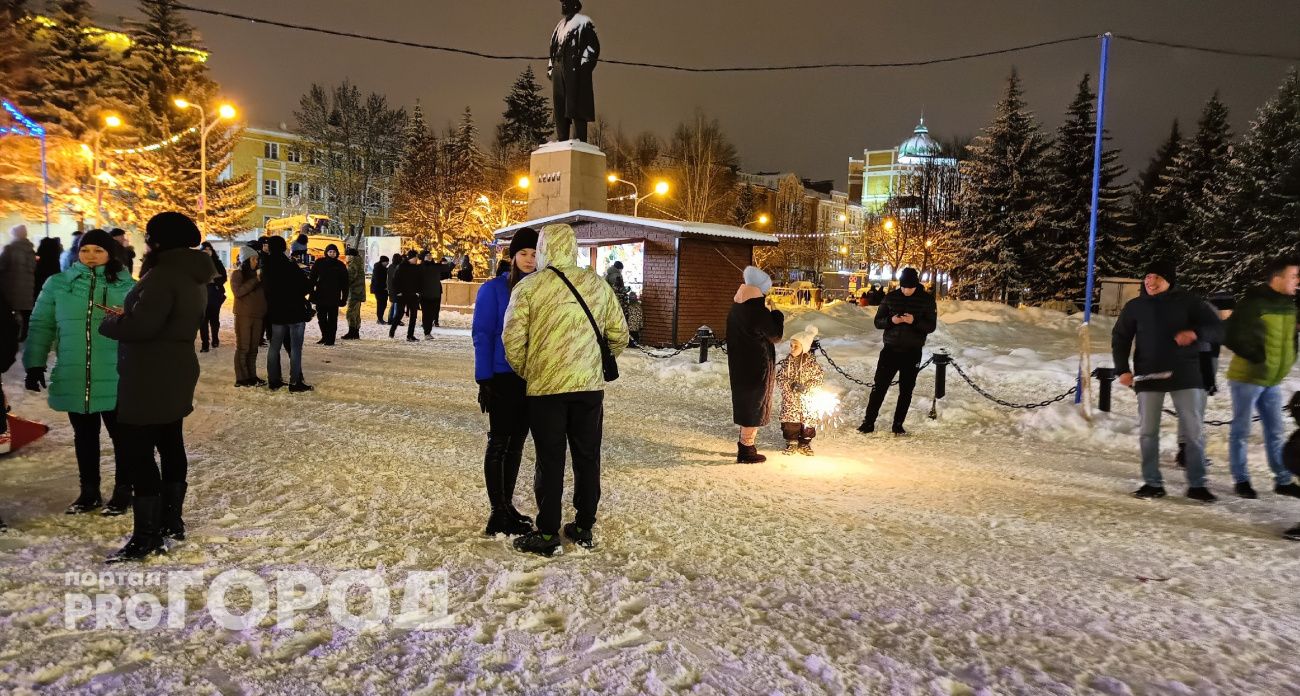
[389,250,422,342]
[309,244,348,345]
[99,212,213,562]
[858,268,937,436]
[371,256,389,324]
[262,236,314,392]
[1112,260,1223,502]
[418,250,444,336]
[0,224,36,341]
[386,254,405,325]
[727,266,785,463]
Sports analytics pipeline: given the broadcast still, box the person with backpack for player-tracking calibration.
[24,229,136,516]
[503,224,628,556]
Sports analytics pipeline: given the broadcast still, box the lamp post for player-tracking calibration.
[742,213,770,230]
[89,114,124,227]
[174,98,236,233]
[608,174,669,217]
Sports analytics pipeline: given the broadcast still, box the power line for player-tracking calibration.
[172,4,1299,72]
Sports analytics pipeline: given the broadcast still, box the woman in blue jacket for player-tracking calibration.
[471,227,538,537]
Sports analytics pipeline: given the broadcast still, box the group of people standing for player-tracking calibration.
[379,251,452,341]
[1113,258,1300,539]
[1,213,216,560]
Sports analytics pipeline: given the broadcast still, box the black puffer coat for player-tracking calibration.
[308,248,348,308]
[1111,285,1224,393]
[727,290,785,427]
[262,252,312,325]
[99,248,213,425]
[875,287,938,349]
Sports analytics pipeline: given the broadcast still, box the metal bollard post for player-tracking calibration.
[1095,366,1114,413]
[696,326,714,364]
[929,350,952,420]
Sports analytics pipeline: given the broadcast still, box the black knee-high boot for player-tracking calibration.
[502,433,531,526]
[106,496,165,563]
[483,434,531,536]
[161,481,187,541]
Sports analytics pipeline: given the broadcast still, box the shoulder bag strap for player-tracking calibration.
[549,267,607,348]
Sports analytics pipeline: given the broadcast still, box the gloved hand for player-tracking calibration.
[25,367,46,392]
[477,380,492,414]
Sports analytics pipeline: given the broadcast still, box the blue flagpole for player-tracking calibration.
[1078,32,1111,403]
[40,133,50,238]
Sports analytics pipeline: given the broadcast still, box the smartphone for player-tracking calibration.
[92,302,123,316]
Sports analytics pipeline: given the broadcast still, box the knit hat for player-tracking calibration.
[144,212,202,251]
[1144,259,1177,286]
[324,244,339,258]
[790,325,819,353]
[899,267,920,289]
[266,236,288,254]
[406,249,419,260]
[77,229,117,255]
[743,266,773,294]
[508,227,539,259]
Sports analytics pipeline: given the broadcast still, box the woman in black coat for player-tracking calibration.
[99,212,213,563]
[33,237,63,298]
[726,266,784,464]
[197,242,227,352]
[309,244,348,345]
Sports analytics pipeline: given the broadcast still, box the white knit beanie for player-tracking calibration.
[743,265,773,294]
[790,325,819,353]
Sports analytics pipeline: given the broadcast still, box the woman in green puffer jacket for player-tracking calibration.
[23,229,136,516]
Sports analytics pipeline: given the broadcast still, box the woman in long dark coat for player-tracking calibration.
[726,266,784,464]
[100,212,213,563]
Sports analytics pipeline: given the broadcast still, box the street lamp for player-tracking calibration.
[174,98,237,233]
[90,113,125,226]
[607,175,670,217]
[742,213,770,230]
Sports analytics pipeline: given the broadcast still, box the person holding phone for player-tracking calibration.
[858,267,937,436]
[1112,260,1223,502]
[23,229,136,516]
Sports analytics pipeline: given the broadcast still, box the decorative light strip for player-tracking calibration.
[110,126,199,155]
[774,230,862,239]
[1,99,45,136]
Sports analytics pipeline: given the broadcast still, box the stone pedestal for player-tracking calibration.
[527,140,608,219]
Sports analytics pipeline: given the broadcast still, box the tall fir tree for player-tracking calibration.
[0,1,38,108]
[1148,94,1232,288]
[117,0,252,236]
[1227,69,1300,290]
[956,70,1051,302]
[24,0,131,139]
[731,183,760,227]
[1041,74,1130,300]
[1130,120,1183,263]
[495,66,551,168]
[391,101,442,248]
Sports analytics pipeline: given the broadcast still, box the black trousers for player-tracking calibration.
[420,296,441,335]
[485,373,529,511]
[528,391,603,535]
[317,303,339,344]
[781,422,816,443]
[863,345,923,428]
[68,411,124,494]
[198,297,222,347]
[375,292,388,322]
[120,420,187,497]
[556,117,589,143]
[17,310,31,342]
[388,298,419,339]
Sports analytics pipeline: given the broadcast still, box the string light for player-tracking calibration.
[2,99,46,136]
[109,126,199,155]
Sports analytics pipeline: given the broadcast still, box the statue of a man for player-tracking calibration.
[548,0,600,143]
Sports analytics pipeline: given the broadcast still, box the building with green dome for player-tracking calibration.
[848,118,957,213]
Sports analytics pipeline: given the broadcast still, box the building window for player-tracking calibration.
[286,182,302,199]
[311,150,324,166]
[370,225,383,236]
[263,178,279,197]
[286,147,302,164]
[308,184,323,201]
[264,142,280,160]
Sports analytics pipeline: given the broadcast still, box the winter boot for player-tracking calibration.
[512,531,562,557]
[856,421,875,435]
[1274,482,1300,499]
[782,441,798,456]
[1284,524,1300,542]
[268,381,286,391]
[797,439,815,456]
[102,484,133,517]
[341,330,360,340]
[1235,481,1259,499]
[1186,487,1218,504]
[563,522,594,549]
[485,508,532,536]
[106,496,166,563]
[892,424,908,437]
[737,442,767,464]
[200,343,209,353]
[288,382,314,393]
[1132,485,1167,500]
[160,481,187,541]
[65,491,102,515]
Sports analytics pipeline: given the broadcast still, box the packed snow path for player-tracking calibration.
[2,302,1299,694]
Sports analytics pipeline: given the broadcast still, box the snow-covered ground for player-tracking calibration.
[2,300,1299,694]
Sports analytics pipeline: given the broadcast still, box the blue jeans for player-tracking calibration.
[268,323,305,385]
[1228,381,1293,486]
[1138,389,1207,488]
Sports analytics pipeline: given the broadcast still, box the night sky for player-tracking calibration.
[92,0,1300,189]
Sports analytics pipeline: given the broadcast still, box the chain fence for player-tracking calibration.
[949,360,1081,410]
